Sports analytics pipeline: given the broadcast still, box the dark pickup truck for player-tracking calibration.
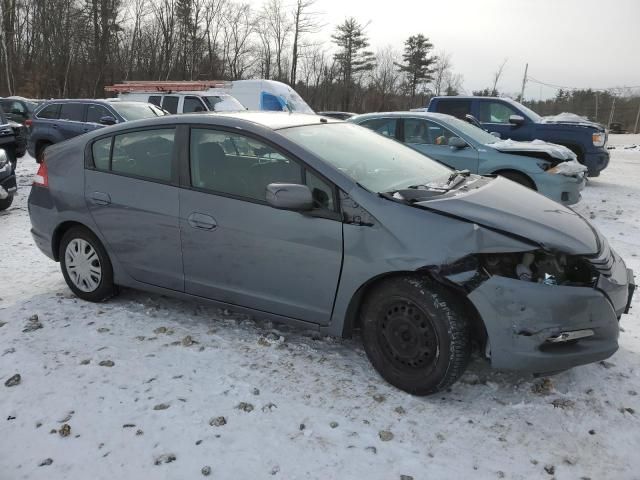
[427,96,609,176]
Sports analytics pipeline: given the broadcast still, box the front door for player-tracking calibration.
[478,100,530,140]
[402,118,479,172]
[180,127,343,325]
[85,127,183,291]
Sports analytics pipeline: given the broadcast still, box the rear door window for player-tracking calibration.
[59,103,86,122]
[434,100,472,119]
[111,129,175,182]
[404,118,456,145]
[37,104,61,119]
[183,96,206,113]
[148,96,162,107]
[161,96,179,114]
[87,104,113,123]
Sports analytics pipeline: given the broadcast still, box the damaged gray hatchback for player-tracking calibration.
[28,113,635,395]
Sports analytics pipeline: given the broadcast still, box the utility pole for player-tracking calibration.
[607,95,616,128]
[634,98,640,134]
[519,63,528,101]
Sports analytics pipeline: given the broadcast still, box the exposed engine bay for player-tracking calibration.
[435,250,599,292]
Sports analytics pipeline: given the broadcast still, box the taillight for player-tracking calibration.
[24,119,33,128]
[33,161,48,187]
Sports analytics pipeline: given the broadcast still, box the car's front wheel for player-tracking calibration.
[59,226,118,302]
[360,275,471,395]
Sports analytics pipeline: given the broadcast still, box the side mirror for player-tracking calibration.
[448,137,467,149]
[509,115,525,126]
[266,183,313,211]
[490,131,501,138]
[99,116,117,126]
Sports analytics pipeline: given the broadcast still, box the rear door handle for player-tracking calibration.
[89,191,111,206]
[188,212,216,230]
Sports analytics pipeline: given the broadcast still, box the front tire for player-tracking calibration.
[360,276,471,395]
[59,227,117,302]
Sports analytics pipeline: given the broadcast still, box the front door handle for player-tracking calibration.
[89,191,111,206]
[188,212,216,230]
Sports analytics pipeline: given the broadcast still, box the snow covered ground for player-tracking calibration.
[1,140,639,480]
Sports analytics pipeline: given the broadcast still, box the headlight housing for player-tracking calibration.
[592,132,605,147]
[0,149,8,169]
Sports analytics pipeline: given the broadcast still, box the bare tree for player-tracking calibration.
[491,57,508,95]
[289,0,320,86]
[369,46,400,111]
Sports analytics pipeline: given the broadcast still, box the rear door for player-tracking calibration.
[57,103,88,139]
[179,126,343,324]
[432,99,473,120]
[401,117,479,172]
[85,126,183,290]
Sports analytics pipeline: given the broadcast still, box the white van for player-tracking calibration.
[117,90,244,114]
[106,80,314,114]
[226,80,314,114]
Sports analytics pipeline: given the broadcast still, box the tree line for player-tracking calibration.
[1,0,638,127]
[0,0,462,111]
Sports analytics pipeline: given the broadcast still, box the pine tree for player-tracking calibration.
[331,17,375,110]
[396,34,436,104]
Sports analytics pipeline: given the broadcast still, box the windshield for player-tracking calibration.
[112,103,166,121]
[204,95,245,112]
[443,116,503,144]
[281,91,314,114]
[280,123,451,193]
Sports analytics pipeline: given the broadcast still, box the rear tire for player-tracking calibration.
[496,170,536,190]
[360,275,471,395]
[36,142,51,164]
[0,194,13,211]
[59,226,118,302]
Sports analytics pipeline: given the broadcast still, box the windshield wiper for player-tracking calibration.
[405,169,471,191]
[445,169,471,187]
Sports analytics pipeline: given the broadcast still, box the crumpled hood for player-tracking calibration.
[487,138,577,161]
[417,176,599,255]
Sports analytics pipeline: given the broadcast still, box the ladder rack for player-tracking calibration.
[105,81,230,93]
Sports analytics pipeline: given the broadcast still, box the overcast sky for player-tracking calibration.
[250,0,640,99]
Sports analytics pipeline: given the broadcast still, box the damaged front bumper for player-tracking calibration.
[532,170,586,205]
[467,256,634,374]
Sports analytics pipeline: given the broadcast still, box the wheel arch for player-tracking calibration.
[491,169,537,190]
[340,269,487,347]
[51,221,99,261]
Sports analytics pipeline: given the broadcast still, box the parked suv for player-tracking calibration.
[0,96,41,125]
[427,96,609,176]
[27,99,166,162]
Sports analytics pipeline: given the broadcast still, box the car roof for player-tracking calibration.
[351,111,454,122]
[199,111,341,130]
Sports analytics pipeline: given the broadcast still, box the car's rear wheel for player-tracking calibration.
[0,193,13,211]
[360,275,471,395]
[59,226,117,302]
[496,170,536,190]
[36,142,51,164]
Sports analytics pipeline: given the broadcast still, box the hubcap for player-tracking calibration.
[65,239,102,292]
[379,300,438,369]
